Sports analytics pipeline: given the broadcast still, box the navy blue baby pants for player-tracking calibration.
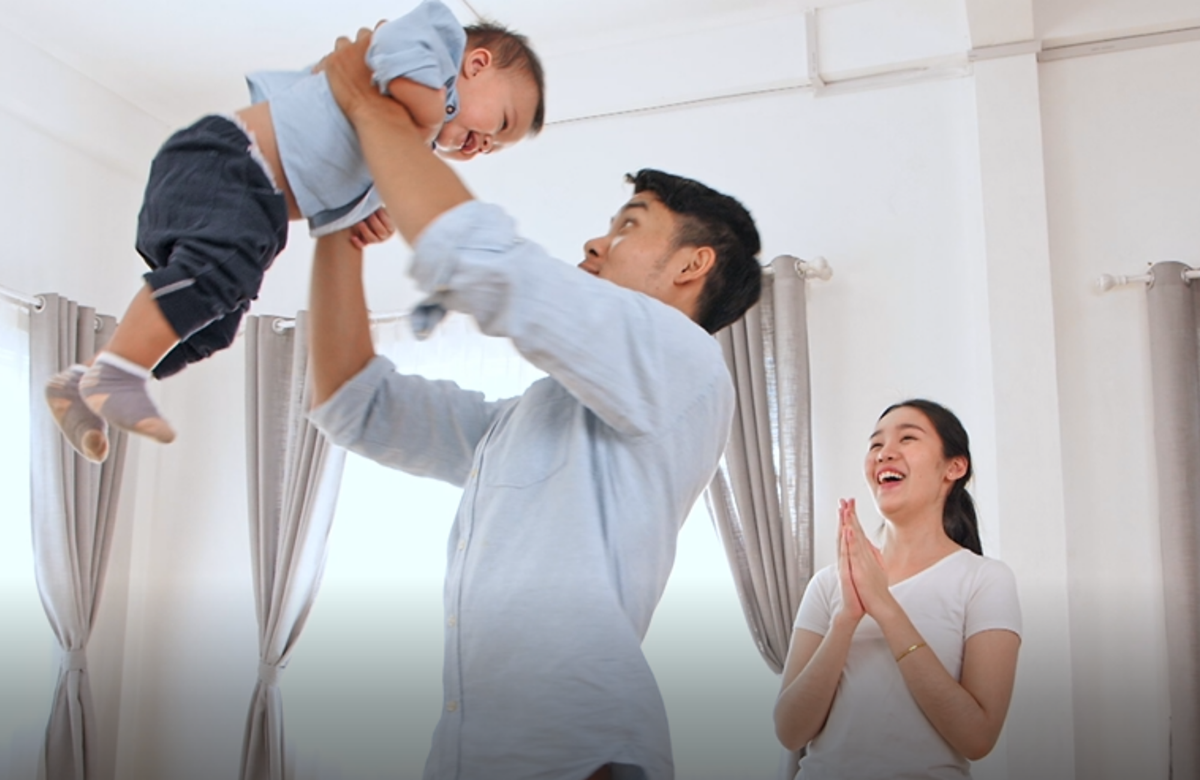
[136,115,289,379]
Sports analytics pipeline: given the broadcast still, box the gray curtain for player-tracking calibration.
[704,255,814,780]
[240,312,347,780]
[1145,261,1200,780]
[28,293,129,780]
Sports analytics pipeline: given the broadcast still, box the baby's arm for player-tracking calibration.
[349,208,397,249]
[382,78,446,146]
[364,1,465,147]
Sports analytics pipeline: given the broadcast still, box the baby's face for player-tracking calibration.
[435,53,539,161]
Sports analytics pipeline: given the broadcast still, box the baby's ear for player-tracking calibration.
[462,47,493,77]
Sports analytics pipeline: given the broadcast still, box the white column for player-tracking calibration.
[970,52,1077,780]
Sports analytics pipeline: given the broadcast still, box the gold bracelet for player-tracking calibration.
[895,642,926,663]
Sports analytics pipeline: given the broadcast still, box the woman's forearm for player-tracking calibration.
[774,616,858,751]
[873,601,1014,760]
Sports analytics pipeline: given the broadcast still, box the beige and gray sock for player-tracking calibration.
[80,352,176,443]
[44,364,110,463]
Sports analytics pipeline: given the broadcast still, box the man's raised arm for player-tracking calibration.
[309,232,376,407]
[319,29,473,246]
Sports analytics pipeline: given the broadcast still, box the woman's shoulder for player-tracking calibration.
[798,564,839,603]
[955,549,1011,568]
[810,562,839,587]
[943,550,1019,598]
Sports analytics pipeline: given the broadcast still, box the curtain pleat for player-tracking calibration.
[29,294,129,780]
[240,313,347,780]
[704,256,814,780]
[1145,261,1200,780]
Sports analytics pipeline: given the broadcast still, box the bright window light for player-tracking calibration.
[0,302,54,776]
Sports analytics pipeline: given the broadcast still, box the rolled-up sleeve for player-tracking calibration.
[411,201,733,438]
[309,354,504,486]
[366,0,465,113]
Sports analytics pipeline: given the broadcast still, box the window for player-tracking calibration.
[0,301,52,776]
[284,314,544,778]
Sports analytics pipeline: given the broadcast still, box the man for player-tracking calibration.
[309,30,763,780]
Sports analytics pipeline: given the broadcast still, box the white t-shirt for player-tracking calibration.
[792,549,1021,780]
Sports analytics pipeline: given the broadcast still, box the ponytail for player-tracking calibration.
[944,479,982,555]
[880,399,983,555]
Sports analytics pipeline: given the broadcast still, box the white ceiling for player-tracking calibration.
[0,0,797,128]
[5,0,1196,130]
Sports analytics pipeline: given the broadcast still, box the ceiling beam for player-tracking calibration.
[963,0,1035,47]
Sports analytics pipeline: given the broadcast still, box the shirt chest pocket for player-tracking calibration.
[481,390,574,489]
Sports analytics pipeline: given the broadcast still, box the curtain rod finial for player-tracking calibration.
[797,256,832,282]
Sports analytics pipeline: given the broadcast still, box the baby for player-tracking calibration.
[45,0,545,463]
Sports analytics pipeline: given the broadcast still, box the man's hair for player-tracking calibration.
[626,169,762,334]
[465,22,546,136]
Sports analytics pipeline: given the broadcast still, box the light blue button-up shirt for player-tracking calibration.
[246,0,464,237]
[310,201,736,780]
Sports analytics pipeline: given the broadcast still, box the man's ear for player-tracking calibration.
[462,47,493,78]
[676,246,716,286]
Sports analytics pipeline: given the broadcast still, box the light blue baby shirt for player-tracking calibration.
[245,0,465,236]
[309,201,736,780]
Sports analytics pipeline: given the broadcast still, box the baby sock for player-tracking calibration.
[80,352,176,444]
[44,364,110,463]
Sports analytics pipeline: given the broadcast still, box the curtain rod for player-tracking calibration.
[767,255,833,281]
[271,255,833,332]
[0,284,44,311]
[272,310,408,333]
[1096,265,1200,293]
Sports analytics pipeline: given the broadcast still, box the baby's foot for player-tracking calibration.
[80,353,176,444]
[44,364,110,462]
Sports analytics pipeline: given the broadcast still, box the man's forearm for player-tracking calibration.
[351,101,473,244]
[309,233,376,407]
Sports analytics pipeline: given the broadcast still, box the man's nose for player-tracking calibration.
[477,134,494,154]
[583,236,606,259]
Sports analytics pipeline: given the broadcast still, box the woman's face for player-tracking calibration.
[864,406,965,519]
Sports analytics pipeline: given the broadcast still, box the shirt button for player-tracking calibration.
[469,468,478,480]
[446,700,458,712]
[457,539,467,551]
[446,104,455,115]
[447,615,457,628]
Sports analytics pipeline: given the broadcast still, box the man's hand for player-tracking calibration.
[316,27,391,122]
[314,25,473,247]
[349,208,396,249]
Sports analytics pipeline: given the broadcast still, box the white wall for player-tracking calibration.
[1040,38,1200,780]
[4,2,1198,779]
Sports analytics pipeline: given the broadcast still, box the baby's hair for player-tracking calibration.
[465,21,546,135]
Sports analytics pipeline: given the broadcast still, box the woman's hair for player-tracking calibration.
[879,399,982,555]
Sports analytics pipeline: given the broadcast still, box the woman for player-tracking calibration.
[775,400,1021,779]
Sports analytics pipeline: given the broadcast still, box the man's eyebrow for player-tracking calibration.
[609,200,650,224]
